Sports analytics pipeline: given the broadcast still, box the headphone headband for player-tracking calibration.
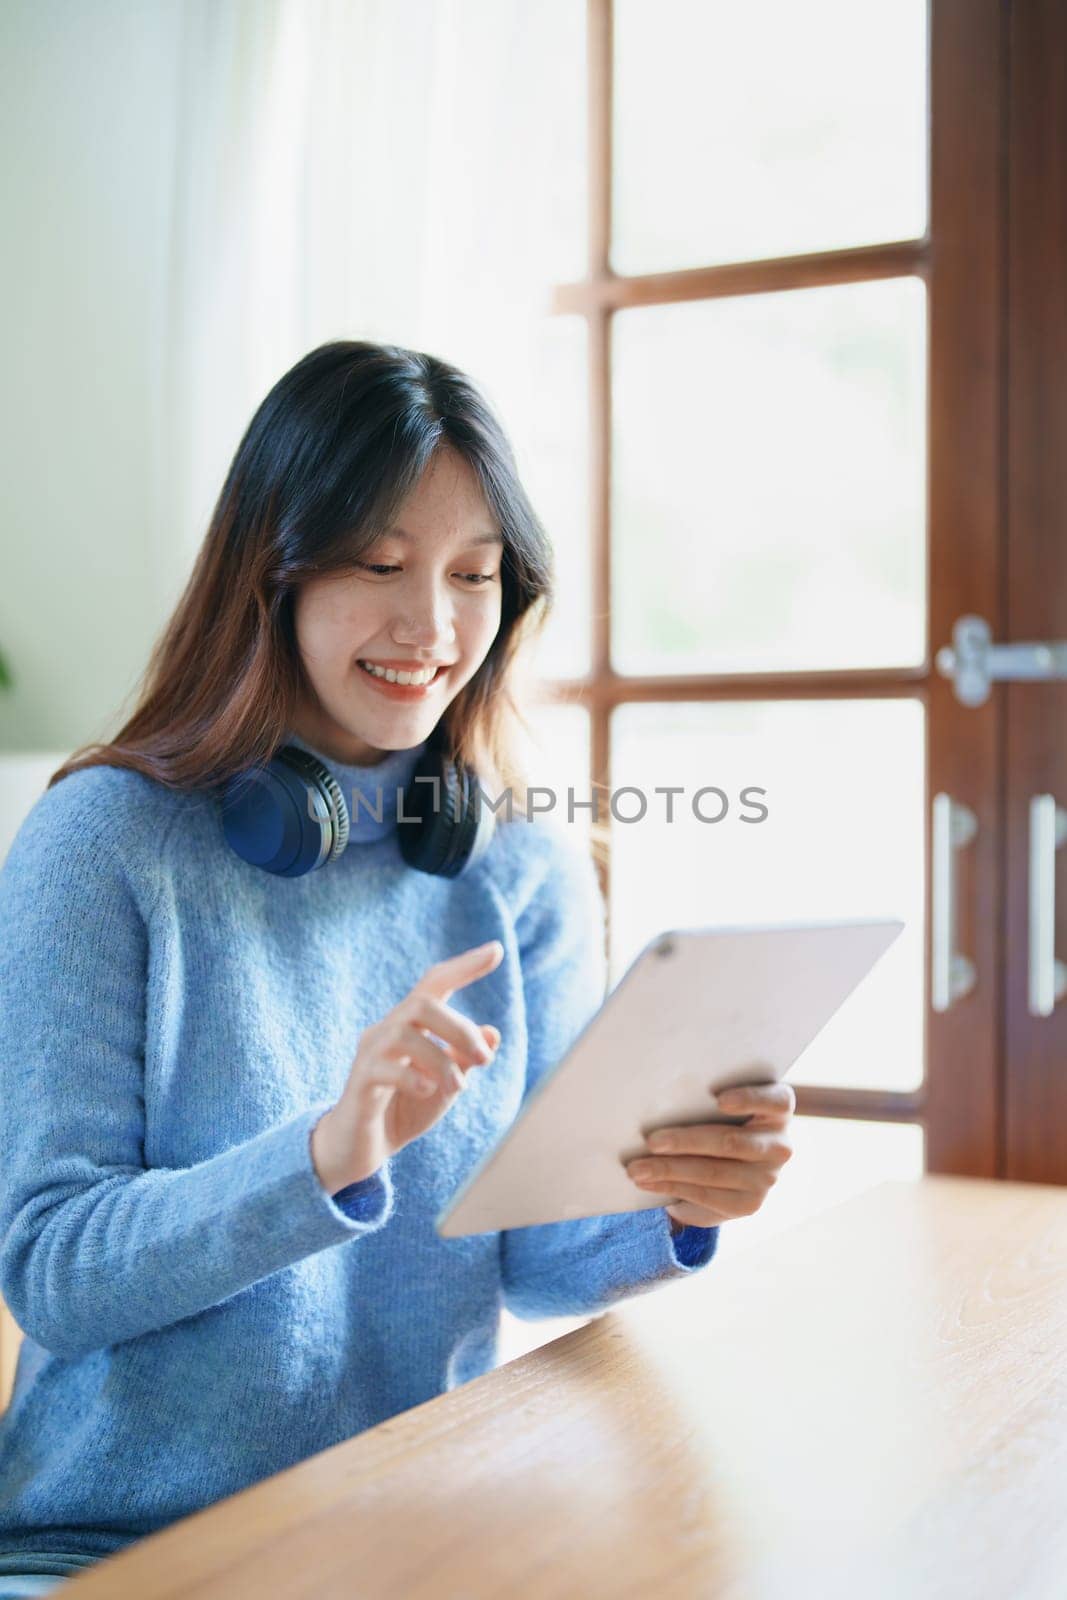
[220,738,493,879]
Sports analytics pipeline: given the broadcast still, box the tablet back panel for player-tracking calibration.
[436,917,904,1237]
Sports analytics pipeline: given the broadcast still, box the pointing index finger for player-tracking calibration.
[418,940,504,1001]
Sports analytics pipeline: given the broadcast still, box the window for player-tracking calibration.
[523,0,1061,1236]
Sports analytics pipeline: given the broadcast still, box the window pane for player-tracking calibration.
[514,314,591,682]
[612,277,926,674]
[719,1116,925,1257]
[496,1116,925,1366]
[613,0,928,274]
[609,700,924,1093]
[508,701,592,845]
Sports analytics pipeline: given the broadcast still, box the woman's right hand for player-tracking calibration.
[310,940,505,1193]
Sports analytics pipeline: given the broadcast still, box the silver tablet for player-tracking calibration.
[435,917,904,1238]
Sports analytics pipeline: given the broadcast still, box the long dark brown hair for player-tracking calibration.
[49,339,609,863]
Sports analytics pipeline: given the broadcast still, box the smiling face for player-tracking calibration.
[290,446,505,765]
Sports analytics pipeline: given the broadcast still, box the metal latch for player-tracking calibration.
[936,615,1067,707]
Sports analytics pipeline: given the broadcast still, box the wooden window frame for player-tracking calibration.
[536,0,1007,1168]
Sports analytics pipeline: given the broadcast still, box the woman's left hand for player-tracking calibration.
[625,1082,796,1230]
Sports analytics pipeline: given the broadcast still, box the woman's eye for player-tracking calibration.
[355,561,496,586]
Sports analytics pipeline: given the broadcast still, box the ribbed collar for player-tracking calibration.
[283,730,431,844]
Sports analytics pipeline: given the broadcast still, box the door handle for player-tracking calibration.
[1028,794,1067,1018]
[931,793,977,1012]
[936,614,1067,707]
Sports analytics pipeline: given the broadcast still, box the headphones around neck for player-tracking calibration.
[219,730,496,879]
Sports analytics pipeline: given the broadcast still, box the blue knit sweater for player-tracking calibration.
[0,732,717,1578]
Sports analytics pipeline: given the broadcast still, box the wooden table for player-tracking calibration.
[61,1176,1067,1600]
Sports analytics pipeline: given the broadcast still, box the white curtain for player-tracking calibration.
[156,0,590,680]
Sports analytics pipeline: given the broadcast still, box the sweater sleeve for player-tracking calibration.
[0,791,394,1361]
[498,828,718,1322]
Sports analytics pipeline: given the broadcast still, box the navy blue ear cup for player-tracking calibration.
[221,747,349,878]
[220,740,494,879]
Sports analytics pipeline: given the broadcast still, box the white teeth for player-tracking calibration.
[359,660,437,686]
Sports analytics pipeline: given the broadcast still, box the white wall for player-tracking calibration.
[0,0,184,752]
[0,0,589,756]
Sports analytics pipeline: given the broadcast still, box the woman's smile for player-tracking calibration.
[355,657,448,699]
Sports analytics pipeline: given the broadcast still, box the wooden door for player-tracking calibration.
[537,0,1010,1190]
[1003,0,1067,1182]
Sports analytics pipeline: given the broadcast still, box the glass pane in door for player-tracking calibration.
[612,277,926,674]
[613,0,928,273]
[609,698,924,1092]
[468,313,591,684]
[721,1116,925,1257]
[509,701,592,844]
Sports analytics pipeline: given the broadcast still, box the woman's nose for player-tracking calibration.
[390,602,457,652]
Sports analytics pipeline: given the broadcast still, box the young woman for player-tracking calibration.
[0,341,793,1592]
